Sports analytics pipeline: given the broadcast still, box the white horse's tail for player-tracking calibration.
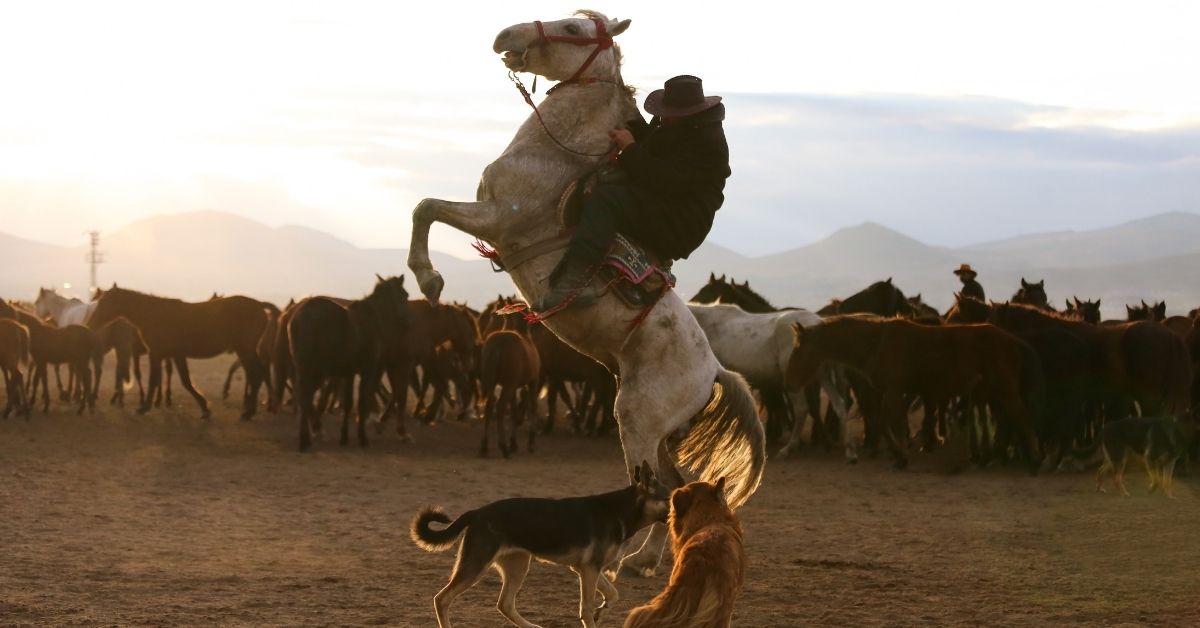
[676,368,766,509]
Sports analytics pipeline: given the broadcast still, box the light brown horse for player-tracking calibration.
[787,314,1045,471]
[0,318,32,419]
[12,309,98,415]
[94,317,146,408]
[88,285,271,419]
[478,329,541,458]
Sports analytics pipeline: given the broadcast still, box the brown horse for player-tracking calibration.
[943,293,991,324]
[989,302,1192,420]
[787,314,1045,471]
[12,309,98,415]
[1012,278,1052,310]
[689,274,776,313]
[411,303,481,424]
[529,321,615,434]
[94,317,147,408]
[88,285,271,419]
[0,318,32,419]
[287,275,409,451]
[478,329,541,458]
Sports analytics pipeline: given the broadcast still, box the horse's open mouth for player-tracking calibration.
[501,49,528,71]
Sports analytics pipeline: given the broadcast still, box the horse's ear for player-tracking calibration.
[886,277,893,284]
[953,292,962,302]
[708,271,716,281]
[609,18,631,37]
[399,275,406,285]
[376,273,385,283]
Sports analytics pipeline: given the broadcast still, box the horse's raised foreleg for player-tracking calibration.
[408,199,505,302]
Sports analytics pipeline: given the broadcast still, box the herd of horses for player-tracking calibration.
[2,273,1198,479]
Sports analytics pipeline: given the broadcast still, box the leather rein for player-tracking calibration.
[507,17,619,158]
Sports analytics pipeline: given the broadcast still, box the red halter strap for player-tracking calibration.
[532,17,614,86]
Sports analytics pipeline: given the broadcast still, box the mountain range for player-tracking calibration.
[4,210,1199,319]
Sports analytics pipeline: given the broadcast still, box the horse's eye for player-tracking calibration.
[565,23,580,35]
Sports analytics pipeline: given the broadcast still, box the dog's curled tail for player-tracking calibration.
[676,368,766,509]
[410,506,473,552]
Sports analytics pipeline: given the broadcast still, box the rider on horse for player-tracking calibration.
[536,75,731,310]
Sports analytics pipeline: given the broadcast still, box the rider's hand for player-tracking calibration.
[609,128,636,150]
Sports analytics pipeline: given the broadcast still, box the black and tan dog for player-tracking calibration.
[1095,416,1193,497]
[411,461,671,628]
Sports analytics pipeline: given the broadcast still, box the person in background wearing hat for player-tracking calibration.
[536,74,731,310]
[954,264,986,301]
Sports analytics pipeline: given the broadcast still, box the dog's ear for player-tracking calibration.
[671,488,693,518]
[634,460,654,488]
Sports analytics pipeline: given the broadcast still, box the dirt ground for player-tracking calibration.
[2,354,1199,627]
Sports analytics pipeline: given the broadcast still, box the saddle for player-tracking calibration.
[556,168,676,310]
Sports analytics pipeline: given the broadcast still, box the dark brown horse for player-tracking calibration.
[13,309,98,415]
[787,315,1045,471]
[690,274,777,313]
[478,329,541,458]
[989,302,1192,421]
[287,275,409,451]
[88,286,271,419]
[0,318,32,419]
[411,303,481,424]
[943,293,991,324]
[1126,300,1167,322]
[1012,278,1051,310]
[529,321,615,434]
[1064,297,1102,324]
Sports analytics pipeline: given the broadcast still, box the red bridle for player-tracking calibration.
[532,17,614,86]
[507,17,620,158]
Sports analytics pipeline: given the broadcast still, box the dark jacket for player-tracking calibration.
[616,104,730,259]
[960,278,985,301]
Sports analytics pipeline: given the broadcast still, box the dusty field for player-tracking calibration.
[2,354,1199,627]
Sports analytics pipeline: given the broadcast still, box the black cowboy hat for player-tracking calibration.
[953,263,978,278]
[644,75,722,117]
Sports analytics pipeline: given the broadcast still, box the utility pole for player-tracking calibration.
[85,230,104,295]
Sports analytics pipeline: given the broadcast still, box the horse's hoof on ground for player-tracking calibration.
[200,411,212,420]
[845,456,859,465]
[399,434,414,444]
[892,458,909,470]
[238,413,253,422]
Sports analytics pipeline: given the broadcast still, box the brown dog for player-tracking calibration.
[624,478,745,628]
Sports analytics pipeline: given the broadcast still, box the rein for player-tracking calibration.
[508,17,619,158]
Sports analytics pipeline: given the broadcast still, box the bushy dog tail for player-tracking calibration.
[410,506,473,552]
[624,583,726,628]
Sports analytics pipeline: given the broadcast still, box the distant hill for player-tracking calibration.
[3,210,1198,319]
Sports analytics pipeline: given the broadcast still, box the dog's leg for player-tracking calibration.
[594,574,619,623]
[1115,452,1132,497]
[495,552,541,628]
[434,532,496,628]
[574,565,601,628]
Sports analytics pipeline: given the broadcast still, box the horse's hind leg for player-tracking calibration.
[880,391,910,469]
[172,357,210,419]
[480,387,496,457]
[497,386,514,458]
[222,360,240,400]
[234,349,267,420]
[339,376,355,446]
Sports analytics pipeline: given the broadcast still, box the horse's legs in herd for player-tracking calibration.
[777,390,809,459]
[295,369,318,452]
[221,360,241,400]
[879,390,910,469]
[53,364,69,401]
[141,353,163,414]
[233,349,267,420]
[171,356,210,419]
[496,386,514,458]
[74,360,92,415]
[480,385,496,457]
[164,359,174,406]
[356,369,382,447]
[338,376,355,446]
[388,364,414,443]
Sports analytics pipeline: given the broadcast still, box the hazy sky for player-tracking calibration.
[2,1,1198,255]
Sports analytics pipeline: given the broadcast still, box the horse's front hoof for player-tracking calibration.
[199,410,212,420]
[398,433,414,444]
[892,458,909,470]
[419,272,445,303]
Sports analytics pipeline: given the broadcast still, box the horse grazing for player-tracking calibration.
[12,309,98,415]
[405,11,764,576]
[88,285,271,419]
[0,318,32,419]
[478,330,541,457]
[787,315,1045,472]
[287,275,410,451]
[1012,278,1052,310]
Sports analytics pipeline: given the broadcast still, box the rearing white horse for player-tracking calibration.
[407,11,765,579]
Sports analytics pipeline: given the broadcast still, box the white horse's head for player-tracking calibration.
[493,10,631,82]
[34,286,56,318]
